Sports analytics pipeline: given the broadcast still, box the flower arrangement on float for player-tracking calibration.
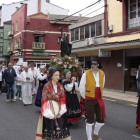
[49,55,81,75]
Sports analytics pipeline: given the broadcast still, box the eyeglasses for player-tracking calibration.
[90,63,97,66]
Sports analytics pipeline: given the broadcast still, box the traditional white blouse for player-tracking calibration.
[43,84,67,119]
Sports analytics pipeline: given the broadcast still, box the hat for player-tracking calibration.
[91,56,100,63]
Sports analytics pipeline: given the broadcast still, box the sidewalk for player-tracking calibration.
[103,90,139,105]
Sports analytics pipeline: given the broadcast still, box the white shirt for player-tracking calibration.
[136,70,139,79]
[29,68,37,78]
[37,73,47,81]
[16,74,21,85]
[79,69,105,99]
[0,71,2,81]
[64,82,79,92]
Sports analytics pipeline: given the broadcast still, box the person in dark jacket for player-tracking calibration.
[3,63,17,103]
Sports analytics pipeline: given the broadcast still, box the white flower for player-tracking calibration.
[69,64,72,68]
[64,65,67,68]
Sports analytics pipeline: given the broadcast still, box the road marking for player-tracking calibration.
[130,104,137,107]
[103,98,116,102]
[132,135,140,139]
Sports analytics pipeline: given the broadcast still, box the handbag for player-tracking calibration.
[1,84,7,93]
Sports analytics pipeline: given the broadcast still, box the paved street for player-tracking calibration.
[0,93,140,140]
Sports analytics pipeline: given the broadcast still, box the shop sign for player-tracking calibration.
[32,52,50,56]
[19,58,23,63]
[99,49,111,57]
[0,57,5,61]
[14,53,19,56]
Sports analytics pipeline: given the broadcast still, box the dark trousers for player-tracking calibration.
[85,99,105,124]
[137,81,140,96]
[16,85,21,98]
[0,81,2,91]
[6,83,15,100]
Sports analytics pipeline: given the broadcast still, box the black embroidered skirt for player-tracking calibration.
[42,113,70,140]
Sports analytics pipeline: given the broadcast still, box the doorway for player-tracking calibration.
[125,57,140,92]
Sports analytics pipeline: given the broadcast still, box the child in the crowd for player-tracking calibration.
[15,69,22,100]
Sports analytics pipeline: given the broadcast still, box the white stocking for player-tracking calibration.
[86,123,94,140]
[94,122,105,135]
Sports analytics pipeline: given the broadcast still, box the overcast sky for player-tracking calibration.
[0,0,104,17]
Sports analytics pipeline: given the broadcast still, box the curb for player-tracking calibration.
[103,96,138,105]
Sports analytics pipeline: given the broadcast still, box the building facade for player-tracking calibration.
[102,0,140,93]
[0,0,69,26]
[8,4,80,67]
[69,13,105,68]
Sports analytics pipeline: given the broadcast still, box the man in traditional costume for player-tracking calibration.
[136,97,140,132]
[36,68,71,140]
[21,66,34,106]
[62,69,81,124]
[79,56,106,140]
[35,65,47,107]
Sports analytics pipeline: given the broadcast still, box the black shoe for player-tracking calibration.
[68,122,72,126]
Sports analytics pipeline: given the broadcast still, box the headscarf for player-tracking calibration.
[63,69,70,74]
[48,68,59,80]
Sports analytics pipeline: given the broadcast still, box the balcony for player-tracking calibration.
[7,47,13,52]
[15,44,21,50]
[32,42,45,49]
[8,30,14,37]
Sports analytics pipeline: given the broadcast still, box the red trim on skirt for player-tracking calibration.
[85,87,106,120]
[36,134,42,137]
[67,116,82,122]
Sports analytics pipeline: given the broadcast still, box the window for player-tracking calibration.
[57,37,61,44]
[91,23,95,37]
[85,25,89,39]
[34,36,44,42]
[128,0,140,29]
[0,46,2,52]
[12,24,14,34]
[19,37,21,48]
[75,28,79,40]
[80,26,84,40]
[71,29,74,41]
[16,21,18,31]
[0,33,3,38]
[96,21,102,36]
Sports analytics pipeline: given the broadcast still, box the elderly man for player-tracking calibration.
[29,63,38,96]
[21,66,34,106]
[3,63,17,103]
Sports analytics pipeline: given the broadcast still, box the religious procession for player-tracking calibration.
[0,0,140,140]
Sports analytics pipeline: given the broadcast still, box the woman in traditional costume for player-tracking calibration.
[36,68,71,140]
[136,97,140,132]
[35,65,47,107]
[62,69,81,124]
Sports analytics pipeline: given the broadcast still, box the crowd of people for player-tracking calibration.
[0,55,140,140]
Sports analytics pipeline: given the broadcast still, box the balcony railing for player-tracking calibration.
[8,30,14,37]
[32,42,45,49]
[15,44,21,50]
[7,47,13,52]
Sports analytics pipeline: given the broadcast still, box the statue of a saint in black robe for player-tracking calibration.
[60,32,72,57]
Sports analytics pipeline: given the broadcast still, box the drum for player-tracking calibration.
[43,100,60,118]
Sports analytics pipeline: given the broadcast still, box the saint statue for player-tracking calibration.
[60,32,72,57]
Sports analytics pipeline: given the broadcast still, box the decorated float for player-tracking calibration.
[49,55,82,77]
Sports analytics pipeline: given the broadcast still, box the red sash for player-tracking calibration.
[86,87,106,120]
